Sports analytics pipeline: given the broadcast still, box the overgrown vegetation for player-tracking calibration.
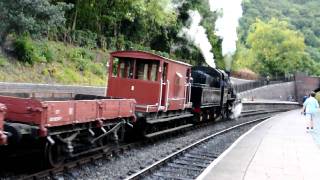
[0,40,107,85]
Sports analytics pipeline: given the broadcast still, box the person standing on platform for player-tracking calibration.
[302,92,319,131]
[266,75,270,85]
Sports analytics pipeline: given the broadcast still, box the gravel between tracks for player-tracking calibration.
[142,123,258,180]
[54,113,276,180]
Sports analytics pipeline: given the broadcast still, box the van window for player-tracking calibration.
[112,58,119,77]
[135,60,159,81]
[113,57,133,78]
[150,63,158,81]
[136,62,148,80]
[112,57,159,81]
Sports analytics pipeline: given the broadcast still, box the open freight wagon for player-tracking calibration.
[0,92,136,167]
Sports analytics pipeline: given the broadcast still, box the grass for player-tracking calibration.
[0,40,109,86]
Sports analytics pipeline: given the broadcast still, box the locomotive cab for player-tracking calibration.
[107,51,192,113]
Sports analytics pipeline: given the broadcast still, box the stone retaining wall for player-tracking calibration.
[242,100,300,112]
[238,82,296,101]
[0,82,106,96]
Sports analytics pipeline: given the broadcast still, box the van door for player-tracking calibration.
[161,63,168,110]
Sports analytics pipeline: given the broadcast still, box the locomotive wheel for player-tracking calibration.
[222,108,231,120]
[221,109,228,120]
[44,142,65,168]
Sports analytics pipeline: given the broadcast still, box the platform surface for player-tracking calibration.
[197,109,320,180]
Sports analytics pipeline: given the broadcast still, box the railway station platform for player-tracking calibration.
[197,109,320,180]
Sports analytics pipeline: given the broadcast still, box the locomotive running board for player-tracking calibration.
[146,114,194,124]
[145,124,193,138]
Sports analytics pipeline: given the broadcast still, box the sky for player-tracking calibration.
[209,0,243,55]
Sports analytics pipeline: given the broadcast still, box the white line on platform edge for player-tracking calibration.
[196,116,275,180]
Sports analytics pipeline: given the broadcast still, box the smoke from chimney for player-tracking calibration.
[179,10,216,68]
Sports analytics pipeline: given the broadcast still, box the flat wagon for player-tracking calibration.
[0,93,135,167]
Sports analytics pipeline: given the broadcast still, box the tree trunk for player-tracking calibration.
[72,0,79,31]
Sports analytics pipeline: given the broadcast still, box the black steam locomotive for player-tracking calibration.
[191,66,238,122]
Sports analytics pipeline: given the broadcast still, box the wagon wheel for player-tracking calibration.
[44,142,65,168]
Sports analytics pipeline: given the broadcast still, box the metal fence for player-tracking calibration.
[233,76,295,93]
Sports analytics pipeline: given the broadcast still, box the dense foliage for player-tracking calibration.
[0,0,71,44]
[57,0,222,66]
[240,19,314,76]
[236,0,320,76]
[0,0,224,85]
[0,0,222,66]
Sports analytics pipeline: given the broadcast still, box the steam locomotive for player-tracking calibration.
[0,51,238,167]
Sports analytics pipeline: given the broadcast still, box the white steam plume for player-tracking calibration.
[179,10,216,68]
[231,103,243,119]
[210,0,243,56]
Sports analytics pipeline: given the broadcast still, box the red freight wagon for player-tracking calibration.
[107,51,192,113]
[0,94,135,129]
[0,93,135,167]
[107,51,193,137]
[0,103,7,145]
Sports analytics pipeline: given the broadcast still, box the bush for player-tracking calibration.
[89,63,105,76]
[232,68,259,80]
[13,36,57,64]
[42,43,55,63]
[70,30,97,49]
[0,54,8,67]
[13,36,35,64]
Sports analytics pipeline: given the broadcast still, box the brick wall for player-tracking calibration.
[294,73,320,104]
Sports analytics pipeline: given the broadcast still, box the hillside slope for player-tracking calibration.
[0,39,108,86]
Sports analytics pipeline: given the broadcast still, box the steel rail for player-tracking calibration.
[15,109,283,180]
[125,116,271,180]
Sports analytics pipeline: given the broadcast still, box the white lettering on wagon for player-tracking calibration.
[49,117,63,122]
[69,108,74,115]
[55,110,61,114]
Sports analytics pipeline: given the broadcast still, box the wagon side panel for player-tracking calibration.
[45,101,74,127]
[0,96,43,125]
[74,101,97,123]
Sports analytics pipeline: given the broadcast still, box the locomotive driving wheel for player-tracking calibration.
[44,142,65,168]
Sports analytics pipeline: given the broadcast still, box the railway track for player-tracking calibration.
[125,116,269,180]
[5,109,285,180]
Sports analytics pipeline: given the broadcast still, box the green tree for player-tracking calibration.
[246,18,311,76]
[0,0,71,44]
[239,0,320,64]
